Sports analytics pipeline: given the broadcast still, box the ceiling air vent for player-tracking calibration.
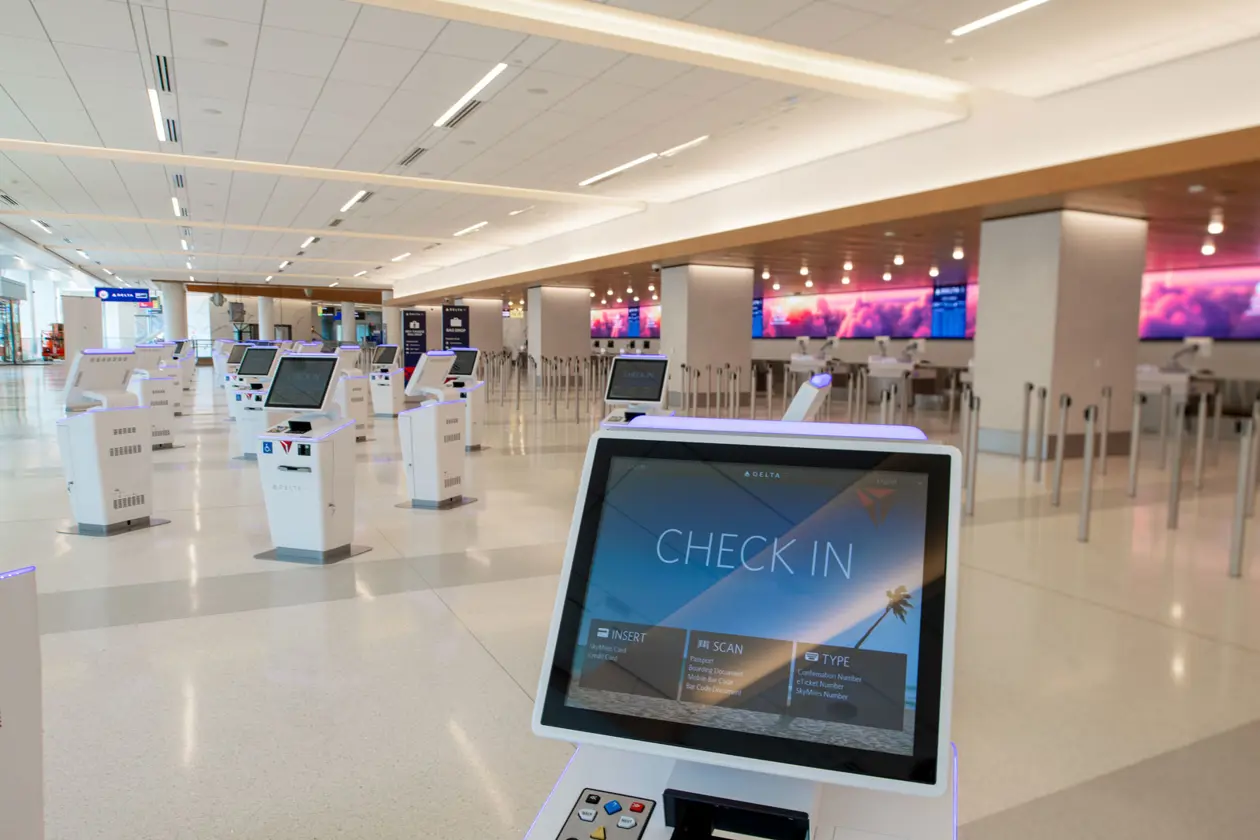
[180,208,189,217]
[0,192,18,206]
[399,147,427,167]
[164,119,178,143]
[421,243,442,252]
[444,100,481,129]
[154,55,173,92]
[181,226,192,236]
[173,173,184,188]
[328,219,343,227]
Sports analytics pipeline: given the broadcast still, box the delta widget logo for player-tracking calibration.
[856,487,897,526]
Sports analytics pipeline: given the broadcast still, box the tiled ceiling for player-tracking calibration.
[0,0,1257,293]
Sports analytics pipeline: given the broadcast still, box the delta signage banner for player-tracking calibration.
[443,304,470,349]
[402,310,428,372]
[95,287,151,303]
[0,566,43,840]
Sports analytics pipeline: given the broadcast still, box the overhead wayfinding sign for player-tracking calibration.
[95,287,151,303]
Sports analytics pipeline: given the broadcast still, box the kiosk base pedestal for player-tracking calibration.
[56,516,171,537]
[254,544,372,565]
[526,745,957,840]
[395,496,478,510]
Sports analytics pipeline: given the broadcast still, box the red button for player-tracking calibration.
[629,803,644,813]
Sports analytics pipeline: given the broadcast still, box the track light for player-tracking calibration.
[771,282,780,291]
[626,286,633,294]
[1208,208,1224,235]
[799,265,809,276]
[589,290,595,297]
[952,245,964,260]
[1201,237,1216,256]
[761,269,770,280]
[652,294,658,300]
[842,276,851,285]
[647,284,654,292]
[883,271,892,281]
[929,265,940,278]
[893,253,904,266]
[804,279,814,288]
[843,260,853,271]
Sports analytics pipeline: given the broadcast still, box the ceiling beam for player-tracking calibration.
[360,0,970,112]
[187,283,385,305]
[0,139,648,208]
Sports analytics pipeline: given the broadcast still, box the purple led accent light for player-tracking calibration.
[399,399,464,415]
[620,353,667,359]
[378,344,398,349]
[809,373,832,389]
[83,348,135,355]
[426,350,455,357]
[339,345,361,350]
[0,565,36,581]
[952,742,959,840]
[624,415,928,441]
[450,346,480,352]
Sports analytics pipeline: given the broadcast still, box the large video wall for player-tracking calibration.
[756,285,978,339]
[591,304,662,338]
[1140,266,1260,340]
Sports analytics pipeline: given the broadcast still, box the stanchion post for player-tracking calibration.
[966,395,980,517]
[1212,383,1224,463]
[1033,386,1048,483]
[1230,419,1254,578]
[1051,393,1072,507]
[1099,386,1112,475]
[960,387,972,488]
[1079,405,1097,542]
[1158,385,1171,469]
[1128,393,1144,498]
[948,371,958,432]
[706,365,714,417]
[1194,394,1209,491]
[1168,402,1186,530]
[1248,398,1260,518]
[1019,382,1033,463]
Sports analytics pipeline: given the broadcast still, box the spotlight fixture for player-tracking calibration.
[841,276,851,285]
[804,279,814,288]
[1208,208,1224,235]
[929,265,940,278]
[519,298,524,305]
[843,260,853,271]
[647,284,655,292]
[1201,237,1217,256]
[883,271,892,281]
[799,265,809,276]
[652,294,658,300]
[893,253,904,266]
[607,288,614,295]
[626,286,633,293]
[589,290,595,297]
[633,296,640,302]
[761,269,770,280]
[952,245,965,260]
[601,298,607,305]
[771,282,780,291]
[616,297,623,303]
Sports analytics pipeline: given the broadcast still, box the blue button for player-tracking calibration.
[603,801,621,816]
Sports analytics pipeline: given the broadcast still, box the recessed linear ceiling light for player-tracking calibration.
[434,63,508,128]
[508,206,535,216]
[391,252,411,262]
[951,0,1052,37]
[279,260,291,269]
[329,281,340,287]
[147,89,165,143]
[353,270,368,277]
[339,190,367,213]
[171,196,181,217]
[264,275,273,282]
[102,268,114,276]
[188,275,194,281]
[185,260,192,269]
[76,249,89,258]
[181,239,189,250]
[579,153,658,187]
[660,135,709,158]
[300,235,316,249]
[30,219,51,233]
[453,221,489,237]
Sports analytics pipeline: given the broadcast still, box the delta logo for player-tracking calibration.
[744,470,782,480]
[857,487,897,526]
[280,440,293,454]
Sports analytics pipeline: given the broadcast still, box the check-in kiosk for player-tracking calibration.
[294,341,324,354]
[528,417,959,840]
[57,350,166,535]
[169,339,196,392]
[227,346,281,424]
[222,343,247,379]
[211,338,236,387]
[445,347,485,451]
[398,351,469,509]
[602,355,672,424]
[332,345,370,441]
[369,345,406,417]
[128,343,176,449]
[256,355,366,562]
[783,372,833,422]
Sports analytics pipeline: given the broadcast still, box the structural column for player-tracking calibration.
[456,297,505,353]
[660,265,753,409]
[381,290,402,346]
[974,210,1148,458]
[339,301,355,344]
[258,296,275,340]
[155,281,187,340]
[525,286,590,370]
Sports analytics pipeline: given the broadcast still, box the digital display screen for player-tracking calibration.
[227,344,248,365]
[373,346,397,366]
[607,358,667,402]
[265,357,338,410]
[236,348,278,376]
[174,340,187,355]
[592,305,662,338]
[1140,266,1260,339]
[562,456,929,759]
[448,349,478,377]
[758,285,978,339]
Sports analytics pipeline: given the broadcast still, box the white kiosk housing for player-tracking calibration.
[255,355,366,563]
[128,343,176,449]
[223,343,247,382]
[602,355,672,424]
[169,339,196,392]
[445,347,485,451]
[398,351,468,509]
[211,338,236,387]
[295,341,324,354]
[527,417,959,840]
[333,345,370,442]
[368,345,405,417]
[227,346,281,424]
[782,372,833,422]
[57,350,166,535]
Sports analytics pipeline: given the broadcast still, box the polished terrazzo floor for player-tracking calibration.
[4,363,1260,839]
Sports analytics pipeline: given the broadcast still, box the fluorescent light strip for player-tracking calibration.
[29,219,50,233]
[300,235,316,249]
[185,260,192,269]
[434,63,508,128]
[188,275,194,281]
[660,135,709,158]
[951,0,1052,37]
[353,270,368,277]
[579,153,658,187]
[264,275,273,282]
[329,282,339,287]
[147,89,165,142]
[507,206,535,217]
[339,190,366,213]
[171,196,180,217]
[391,252,411,262]
[453,221,489,237]
[278,260,291,269]
[102,268,114,276]
[180,239,188,250]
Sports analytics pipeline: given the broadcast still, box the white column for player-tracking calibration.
[61,294,103,360]
[258,296,275,340]
[339,301,355,343]
[660,264,754,407]
[974,210,1147,457]
[525,286,589,362]
[381,290,402,345]
[456,297,505,353]
[155,281,188,340]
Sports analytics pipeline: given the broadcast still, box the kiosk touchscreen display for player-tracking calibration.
[237,348,278,377]
[607,358,667,402]
[448,349,478,378]
[174,340,188,355]
[227,344,248,365]
[373,346,397,366]
[544,439,951,784]
[265,357,338,410]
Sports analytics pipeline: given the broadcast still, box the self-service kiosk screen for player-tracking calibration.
[373,346,397,366]
[606,358,667,402]
[540,438,952,787]
[226,344,248,365]
[448,349,478,377]
[265,357,338,410]
[237,347,278,376]
[174,340,188,355]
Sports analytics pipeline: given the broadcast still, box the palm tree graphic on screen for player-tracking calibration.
[854,586,914,649]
